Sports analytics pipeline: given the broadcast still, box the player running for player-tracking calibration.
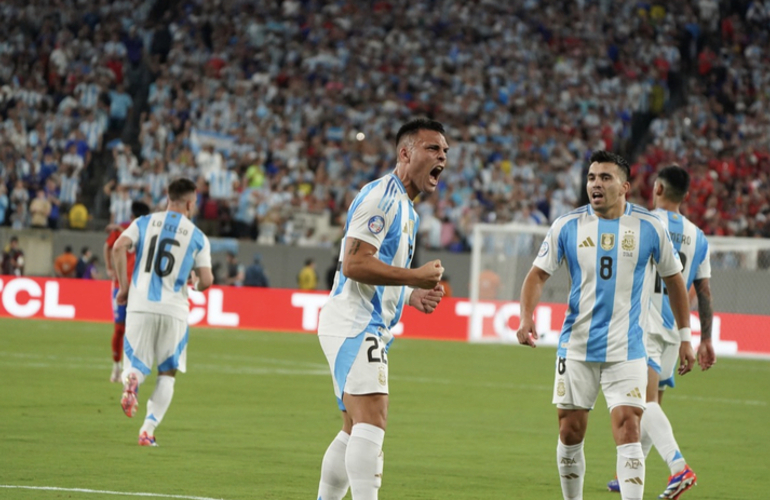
[316,118,447,500]
[516,151,696,500]
[607,165,715,499]
[104,201,150,382]
[112,178,213,446]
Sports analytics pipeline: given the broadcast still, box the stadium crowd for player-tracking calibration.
[1,0,769,251]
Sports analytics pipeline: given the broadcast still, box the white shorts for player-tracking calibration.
[552,357,647,411]
[646,333,679,390]
[319,326,393,411]
[123,312,189,376]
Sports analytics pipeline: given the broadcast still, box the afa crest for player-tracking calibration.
[557,378,566,397]
[378,365,387,386]
[600,233,615,251]
[621,231,636,251]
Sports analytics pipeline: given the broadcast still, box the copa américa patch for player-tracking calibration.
[538,241,549,257]
[368,215,385,234]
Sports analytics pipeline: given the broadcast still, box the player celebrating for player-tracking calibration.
[104,201,150,383]
[112,178,213,446]
[316,118,447,500]
[607,165,715,498]
[516,151,696,500]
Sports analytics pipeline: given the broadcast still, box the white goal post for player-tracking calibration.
[469,222,770,359]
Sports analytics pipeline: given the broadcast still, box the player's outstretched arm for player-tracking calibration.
[516,266,551,348]
[693,277,716,370]
[342,237,443,289]
[662,272,695,375]
[409,284,445,313]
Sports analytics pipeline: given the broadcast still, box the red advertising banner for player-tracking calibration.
[0,277,766,358]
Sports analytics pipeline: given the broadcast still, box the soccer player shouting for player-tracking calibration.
[316,119,447,500]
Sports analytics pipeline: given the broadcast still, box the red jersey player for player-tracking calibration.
[104,201,150,382]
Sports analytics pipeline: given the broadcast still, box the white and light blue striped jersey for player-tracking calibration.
[121,211,212,321]
[645,209,710,343]
[207,170,237,200]
[59,174,80,204]
[533,203,682,362]
[318,173,419,338]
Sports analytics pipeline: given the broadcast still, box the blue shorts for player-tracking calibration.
[112,286,126,324]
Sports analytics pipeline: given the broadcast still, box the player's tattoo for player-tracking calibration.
[694,279,713,341]
[348,239,362,256]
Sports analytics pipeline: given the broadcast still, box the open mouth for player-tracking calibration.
[429,166,444,184]
[591,191,604,202]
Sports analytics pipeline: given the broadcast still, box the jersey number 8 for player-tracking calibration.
[144,235,180,277]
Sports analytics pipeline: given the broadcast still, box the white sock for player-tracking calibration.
[346,423,385,500]
[317,431,350,500]
[557,439,585,500]
[113,361,121,370]
[139,375,175,436]
[617,443,645,500]
[642,402,686,475]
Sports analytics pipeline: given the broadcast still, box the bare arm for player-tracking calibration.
[112,235,132,304]
[104,242,114,279]
[341,237,443,289]
[662,272,695,374]
[516,266,551,348]
[194,267,214,292]
[693,277,716,370]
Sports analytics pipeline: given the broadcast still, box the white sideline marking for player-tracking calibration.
[0,485,225,500]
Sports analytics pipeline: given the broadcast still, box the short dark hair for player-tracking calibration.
[657,165,690,202]
[131,201,150,218]
[395,118,445,148]
[81,246,90,255]
[589,150,631,181]
[65,245,72,253]
[305,258,314,266]
[168,178,197,201]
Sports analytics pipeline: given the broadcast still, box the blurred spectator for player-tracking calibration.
[68,199,90,230]
[0,184,8,226]
[224,252,245,287]
[44,178,62,229]
[297,258,318,290]
[243,253,269,287]
[82,256,100,280]
[54,246,78,278]
[478,268,502,301]
[1,236,24,276]
[10,180,29,229]
[29,189,52,228]
[76,247,93,279]
[325,256,339,291]
[108,83,133,133]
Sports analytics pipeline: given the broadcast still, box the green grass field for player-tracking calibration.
[1,317,768,499]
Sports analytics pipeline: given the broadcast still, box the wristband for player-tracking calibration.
[404,286,414,305]
[679,327,692,342]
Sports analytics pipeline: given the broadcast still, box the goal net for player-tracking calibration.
[469,222,770,359]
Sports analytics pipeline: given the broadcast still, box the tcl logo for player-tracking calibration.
[288,292,404,335]
[0,278,75,319]
[455,301,561,345]
[188,288,240,327]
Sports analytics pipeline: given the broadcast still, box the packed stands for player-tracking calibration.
[1,0,768,250]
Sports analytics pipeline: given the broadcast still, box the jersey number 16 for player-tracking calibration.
[144,235,180,277]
